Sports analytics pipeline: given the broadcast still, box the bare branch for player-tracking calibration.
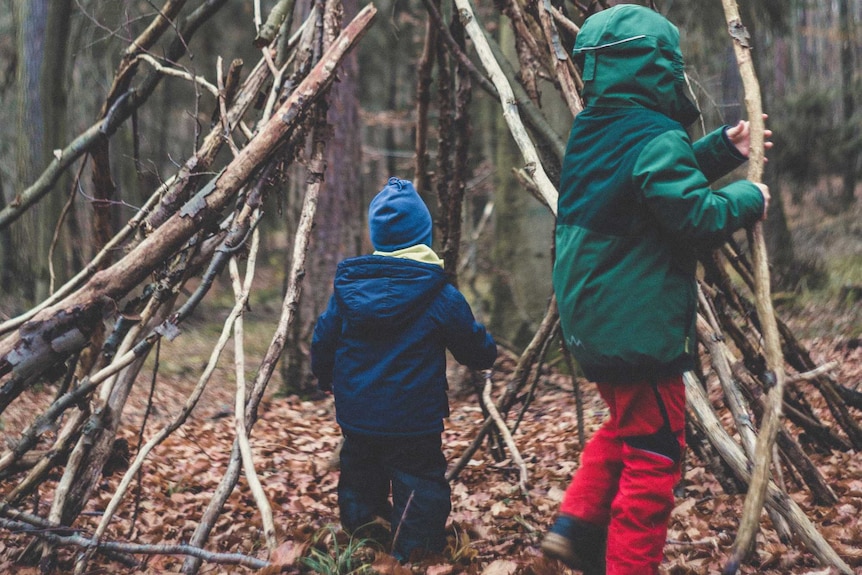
[719,2,790,570]
[452,0,558,213]
[0,517,268,570]
[137,53,219,96]
[481,371,529,498]
[229,232,278,551]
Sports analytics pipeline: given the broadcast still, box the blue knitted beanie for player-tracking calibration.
[368,177,433,251]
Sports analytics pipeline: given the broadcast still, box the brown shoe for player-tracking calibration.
[541,531,586,569]
[540,515,606,575]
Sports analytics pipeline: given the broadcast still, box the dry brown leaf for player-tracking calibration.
[481,559,518,575]
[371,553,413,575]
[269,539,308,566]
[425,564,455,575]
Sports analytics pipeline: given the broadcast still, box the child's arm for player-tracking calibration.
[310,295,340,391]
[437,287,497,370]
[634,129,766,245]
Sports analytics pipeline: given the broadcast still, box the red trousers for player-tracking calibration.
[560,376,686,575]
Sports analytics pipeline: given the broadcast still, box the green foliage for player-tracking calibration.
[770,87,843,187]
[299,525,377,575]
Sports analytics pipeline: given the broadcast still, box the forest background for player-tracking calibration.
[0,0,860,574]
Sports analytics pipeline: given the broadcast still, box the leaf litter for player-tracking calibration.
[0,334,860,574]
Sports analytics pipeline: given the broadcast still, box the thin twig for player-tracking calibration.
[481,371,529,498]
[48,157,90,295]
[228,232,277,551]
[127,338,161,539]
[391,490,415,553]
[136,53,219,96]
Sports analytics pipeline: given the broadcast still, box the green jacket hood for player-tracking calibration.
[573,4,700,126]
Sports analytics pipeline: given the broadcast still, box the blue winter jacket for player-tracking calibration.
[311,255,497,437]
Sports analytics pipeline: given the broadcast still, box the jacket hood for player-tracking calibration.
[573,4,700,126]
[334,255,447,332]
[368,177,433,251]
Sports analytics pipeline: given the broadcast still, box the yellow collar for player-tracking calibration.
[373,244,444,267]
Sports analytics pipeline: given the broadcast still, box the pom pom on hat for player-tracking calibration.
[368,177,433,251]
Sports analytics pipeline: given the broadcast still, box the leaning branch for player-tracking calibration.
[452,0,559,213]
[229,235,278,552]
[685,374,852,575]
[719,3,789,571]
[0,517,268,570]
[482,371,529,497]
[0,6,374,391]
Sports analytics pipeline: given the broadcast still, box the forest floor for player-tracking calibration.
[0,186,861,574]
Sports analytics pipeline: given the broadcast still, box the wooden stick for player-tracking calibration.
[718,3,789,571]
[537,0,582,116]
[482,371,529,498]
[0,517,268,570]
[685,373,852,575]
[228,235,278,551]
[453,0,559,214]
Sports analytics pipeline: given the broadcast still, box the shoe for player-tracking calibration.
[541,514,606,575]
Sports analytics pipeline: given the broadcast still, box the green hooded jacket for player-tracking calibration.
[554,5,765,382]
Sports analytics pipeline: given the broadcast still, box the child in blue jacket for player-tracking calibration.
[311,177,497,562]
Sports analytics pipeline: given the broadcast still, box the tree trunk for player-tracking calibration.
[281,0,362,397]
[11,0,72,302]
[839,0,857,207]
[489,19,529,350]
[762,173,797,289]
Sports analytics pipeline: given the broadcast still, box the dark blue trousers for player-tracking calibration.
[338,432,451,561]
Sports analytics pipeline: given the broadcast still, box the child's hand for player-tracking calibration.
[727,114,773,160]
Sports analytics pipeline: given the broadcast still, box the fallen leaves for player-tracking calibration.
[1,337,862,574]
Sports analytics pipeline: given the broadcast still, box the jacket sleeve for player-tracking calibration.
[310,294,340,391]
[437,286,497,370]
[633,128,765,247]
[691,126,748,183]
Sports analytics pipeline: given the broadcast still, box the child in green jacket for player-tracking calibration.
[543,6,770,575]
